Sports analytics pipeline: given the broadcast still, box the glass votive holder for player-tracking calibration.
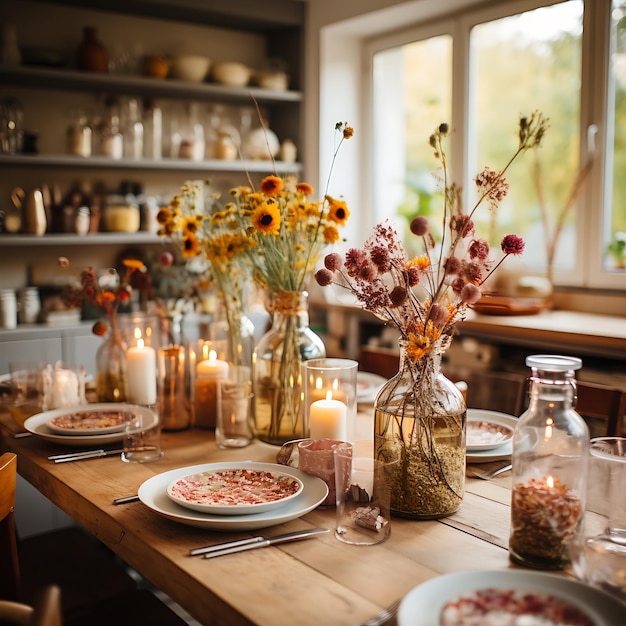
[40,361,86,411]
[122,407,163,463]
[157,345,191,431]
[570,437,626,602]
[334,440,395,546]
[194,343,229,429]
[216,366,253,448]
[298,439,345,507]
[303,358,358,442]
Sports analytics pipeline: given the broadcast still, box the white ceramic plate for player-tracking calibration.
[47,406,132,435]
[466,410,515,451]
[166,468,304,515]
[466,409,517,463]
[356,372,387,404]
[24,403,156,447]
[398,569,626,626]
[139,462,328,531]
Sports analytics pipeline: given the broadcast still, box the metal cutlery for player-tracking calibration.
[113,495,140,505]
[468,463,512,480]
[48,448,123,463]
[190,528,329,559]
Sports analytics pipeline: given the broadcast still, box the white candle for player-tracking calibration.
[127,338,157,405]
[196,350,229,379]
[309,390,347,440]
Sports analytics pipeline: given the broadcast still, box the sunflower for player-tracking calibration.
[260,175,284,197]
[326,197,350,225]
[251,202,281,235]
[182,232,201,257]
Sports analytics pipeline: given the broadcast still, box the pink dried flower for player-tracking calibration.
[370,246,391,272]
[475,167,510,209]
[407,266,421,287]
[460,283,482,305]
[345,248,368,277]
[389,286,408,307]
[315,268,333,286]
[410,216,430,236]
[451,214,474,237]
[444,256,462,275]
[429,303,448,328]
[324,252,342,272]
[469,239,490,260]
[501,234,525,255]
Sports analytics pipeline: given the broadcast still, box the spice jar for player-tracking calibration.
[103,195,140,232]
[509,354,589,570]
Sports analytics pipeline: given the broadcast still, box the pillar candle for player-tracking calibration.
[194,350,229,429]
[127,339,157,405]
[310,390,347,440]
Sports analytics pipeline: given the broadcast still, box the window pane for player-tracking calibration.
[469,1,583,281]
[608,1,626,271]
[372,35,452,254]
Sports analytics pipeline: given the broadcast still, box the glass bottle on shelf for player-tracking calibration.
[509,354,590,570]
[98,97,123,159]
[66,110,92,157]
[143,99,162,160]
[123,97,143,160]
[178,102,205,161]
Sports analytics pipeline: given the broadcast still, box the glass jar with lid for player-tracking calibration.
[509,354,590,570]
[66,110,92,157]
[103,194,140,233]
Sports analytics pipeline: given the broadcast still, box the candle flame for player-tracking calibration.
[325,390,333,401]
[544,416,553,440]
[137,338,144,349]
[209,350,217,361]
[546,475,555,489]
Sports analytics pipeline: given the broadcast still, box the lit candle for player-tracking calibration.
[309,390,347,440]
[194,350,229,429]
[127,338,157,405]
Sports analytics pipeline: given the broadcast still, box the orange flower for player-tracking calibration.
[260,175,284,197]
[326,197,350,225]
[296,182,314,196]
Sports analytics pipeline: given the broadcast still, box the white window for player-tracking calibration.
[366,0,626,291]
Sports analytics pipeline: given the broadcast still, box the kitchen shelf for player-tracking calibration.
[0,65,302,104]
[0,153,303,174]
[0,232,164,246]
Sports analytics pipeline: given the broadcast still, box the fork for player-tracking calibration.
[468,463,512,480]
[357,598,401,626]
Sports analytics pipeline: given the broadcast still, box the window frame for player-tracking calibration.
[362,0,625,292]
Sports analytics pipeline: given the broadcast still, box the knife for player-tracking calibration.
[48,449,124,463]
[192,528,329,559]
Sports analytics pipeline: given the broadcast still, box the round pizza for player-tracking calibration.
[48,409,130,434]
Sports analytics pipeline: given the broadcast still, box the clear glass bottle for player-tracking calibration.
[66,110,92,157]
[123,97,143,160]
[143,99,162,160]
[252,290,325,445]
[178,102,205,161]
[509,354,590,570]
[98,97,123,159]
[374,340,466,519]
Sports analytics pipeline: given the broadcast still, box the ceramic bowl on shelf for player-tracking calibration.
[142,55,170,79]
[169,55,211,83]
[254,70,289,90]
[211,62,251,87]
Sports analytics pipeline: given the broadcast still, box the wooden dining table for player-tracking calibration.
[0,407,533,626]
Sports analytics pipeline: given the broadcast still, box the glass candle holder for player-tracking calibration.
[158,345,191,430]
[303,358,358,442]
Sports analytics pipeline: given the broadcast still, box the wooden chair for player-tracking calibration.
[0,585,62,626]
[0,452,189,626]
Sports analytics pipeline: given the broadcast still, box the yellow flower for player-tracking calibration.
[181,215,201,234]
[406,332,431,363]
[407,256,431,270]
[323,225,340,243]
[182,232,200,258]
[121,258,145,271]
[251,202,281,235]
[296,182,314,196]
[260,175,284,197]
[327,197,350,225]
[156,207,171,225]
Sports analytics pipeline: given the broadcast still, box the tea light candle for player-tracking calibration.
[127,338,157,405]
[310,390,347,440]
[194,351,229,429]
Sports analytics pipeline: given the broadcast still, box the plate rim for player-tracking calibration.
[138,461,329,531]
[166,467,305,515]
[397,569,626,626]
[466,409,517,463]
[24,403,156,447]
[466,411,515,451]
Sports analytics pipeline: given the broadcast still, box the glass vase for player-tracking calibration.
[374,341,466,519]
[95,316,128,402]
[252,290,325,445]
